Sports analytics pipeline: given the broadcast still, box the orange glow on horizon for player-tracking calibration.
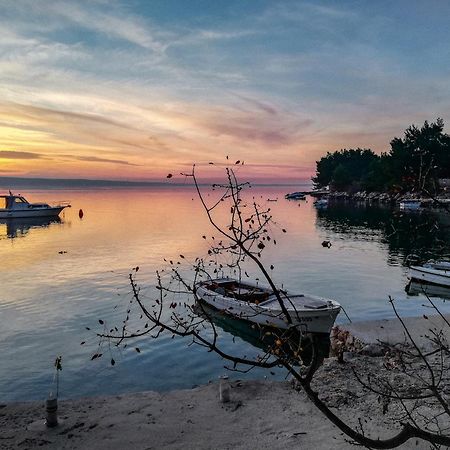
[0,98,391,184]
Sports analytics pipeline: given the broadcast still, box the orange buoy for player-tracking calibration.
[78,209,84,219]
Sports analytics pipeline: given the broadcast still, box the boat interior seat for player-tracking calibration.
[235,291,269,303]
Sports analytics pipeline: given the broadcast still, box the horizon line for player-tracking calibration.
[0,175,312,189]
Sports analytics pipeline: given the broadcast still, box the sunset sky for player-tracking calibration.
[1,0,449,183]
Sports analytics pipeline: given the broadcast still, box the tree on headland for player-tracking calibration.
[92,163,450,448]
[313,119,450,194]
[386,118,450,193]
[312,148,378,191]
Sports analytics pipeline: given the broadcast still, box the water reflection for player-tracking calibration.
[406,280,450,300]
[193,301,331,366]
[0,217,62,239]
[315,203,450,266]
[1,186,448,401]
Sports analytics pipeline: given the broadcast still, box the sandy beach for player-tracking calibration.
[2,313,450,449]
[0,360,432,450]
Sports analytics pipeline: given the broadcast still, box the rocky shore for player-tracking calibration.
[322,190,450,205]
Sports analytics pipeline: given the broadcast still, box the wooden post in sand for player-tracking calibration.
[219,377,230,403]
[45,398,58,427]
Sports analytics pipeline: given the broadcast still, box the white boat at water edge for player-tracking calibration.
[406,279,450,299]
[195,278,341,334]
[399,199,421,210]
[0,192,70,219]
[313,198,328,208]
[409,261,450,288]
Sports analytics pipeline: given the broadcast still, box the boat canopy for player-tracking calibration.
[0,194,29,210]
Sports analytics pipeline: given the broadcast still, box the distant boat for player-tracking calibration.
[285,192,306,200]
[313,198,328,208]
[195,278,341,334]
[409,261,450,287]
[0,192,70,219]
[399,199,421,210]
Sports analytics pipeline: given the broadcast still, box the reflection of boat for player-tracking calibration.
[0,192,70,218]
[313,198,328,208]
[399,199,421,210]
[193,301,332,366]
[0,216,62,239]
[409,261,450,287]
[285,192,306,200]
[406,279,450,299]
[195,278,340,334]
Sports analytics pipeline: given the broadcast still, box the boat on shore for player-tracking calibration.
[0,192,70,219]
[195,278,341,334]
[409,261,450,287]
[285,192,306,200]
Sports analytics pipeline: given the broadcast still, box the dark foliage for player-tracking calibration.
[312,148,377,191]
[313,119,450,194]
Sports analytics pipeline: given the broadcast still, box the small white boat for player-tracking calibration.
[406,279,450,299]
[409,261,450,287]
[285,192,306,200]
[313,198,328,208]
[195,278,341,334]
[399,199,421,210]
[0,192,70,219]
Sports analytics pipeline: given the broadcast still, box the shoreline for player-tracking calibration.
[0,375,425,450]
[1,313,448,449]
[322,190,450,206]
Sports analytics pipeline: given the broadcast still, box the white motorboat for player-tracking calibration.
[0,192,70,219]
[195,278,341,334]
[409,261,450,287]
[399,199,421,210]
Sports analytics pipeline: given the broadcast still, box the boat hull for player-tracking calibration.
[195,284,340,334]
[406,280,450,299]
[409,266,450,287]
[0,207,65,219]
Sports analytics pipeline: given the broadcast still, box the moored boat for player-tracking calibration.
[0,192,70,219]
[285,192,306,200]
[313,198,328,208]
[409,261,450,287]
[195,278,341,334]
[399,199,421,210]
[406,279,450,299]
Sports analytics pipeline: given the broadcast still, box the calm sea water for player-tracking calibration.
[1,187,449,402]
